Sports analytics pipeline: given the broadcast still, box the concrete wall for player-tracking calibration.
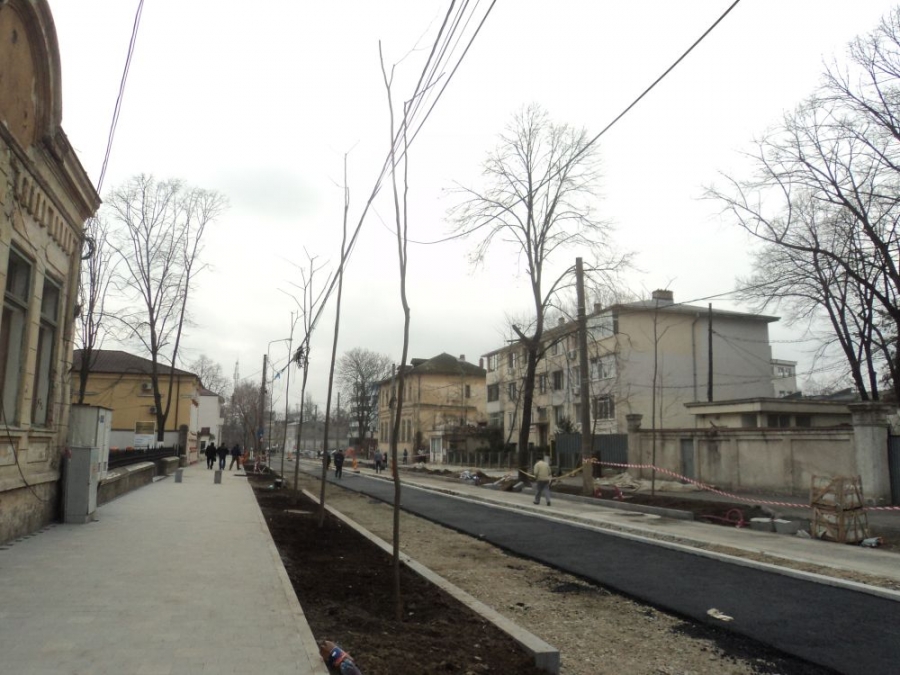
[97,462,155,505]
[628,403,893,502]
[0,481,58,545]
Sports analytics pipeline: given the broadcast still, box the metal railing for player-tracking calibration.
[107,446,179,469]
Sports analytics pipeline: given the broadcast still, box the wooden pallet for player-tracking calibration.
[810,475,869,543]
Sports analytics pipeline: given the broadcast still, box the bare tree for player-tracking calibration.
[106,175,227,440]
[452,104,622,471]
[223,381,261,450]
[707,9,900,399]
[337,347,392,455]
[75,215,114,404]
[188,354,230,396]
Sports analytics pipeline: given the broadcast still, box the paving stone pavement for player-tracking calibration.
[0,463,328,675]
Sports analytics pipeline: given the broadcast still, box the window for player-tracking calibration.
[587,312,618,340]
[537,406,547,422]
[553,405,564,424]
[740,413,758,428]
[552,370,564,390]
[487,384,499,402]
[465,384,471,398]
[592,395,615,420]
[795,415,811,428]
[508,381,517,400]
[0,250,31,424]
[32,278,60,426]
[488,412,503,428]
[487,354,498,372]
[507,352,515,371]
[538,374,547,394]
[590,354,616,380]
[767,414,790,428]
[548,340,560,356]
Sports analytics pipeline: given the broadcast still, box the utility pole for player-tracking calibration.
[576,258,594,496]
[257,354,267,458]
[707,303,713,402]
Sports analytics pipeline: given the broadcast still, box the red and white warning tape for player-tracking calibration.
[583,458,900,512]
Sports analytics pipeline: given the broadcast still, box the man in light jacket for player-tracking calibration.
[533,456,552,506]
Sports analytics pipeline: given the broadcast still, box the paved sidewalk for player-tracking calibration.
[331,460,900,585]
[0,463,328,675]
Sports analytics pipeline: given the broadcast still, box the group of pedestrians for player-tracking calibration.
[204,442,244,470]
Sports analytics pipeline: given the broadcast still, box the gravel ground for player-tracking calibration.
[300,473,836,675]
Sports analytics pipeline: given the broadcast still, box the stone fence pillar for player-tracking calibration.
[626,413,644,478]
[849,402,895,505]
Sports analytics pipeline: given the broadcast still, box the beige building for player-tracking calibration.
[0,1,101,542]
[483,290,782,451]
[72,350,202,461]
[376,353,486,463]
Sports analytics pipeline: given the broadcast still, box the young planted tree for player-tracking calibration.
[453,104,621,472]
[337,347,392,454]
[106,175,227,441]
[75,216,114,404]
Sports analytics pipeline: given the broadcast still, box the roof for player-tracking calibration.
[72,349,196,378]
[379,353,486,383]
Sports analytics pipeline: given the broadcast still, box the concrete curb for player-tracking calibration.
[302,489,561,674]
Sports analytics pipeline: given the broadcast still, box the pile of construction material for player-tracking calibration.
[810,475,869,543]
[593,472,701,494]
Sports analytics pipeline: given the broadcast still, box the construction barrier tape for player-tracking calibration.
[582,458,900,511]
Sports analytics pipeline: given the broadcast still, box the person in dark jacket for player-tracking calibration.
[216,443,228,470]
[205,443,217,469]
[229,444,242,470]
[333,449,345,479]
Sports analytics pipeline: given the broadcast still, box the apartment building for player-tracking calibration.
[483,289,780,450]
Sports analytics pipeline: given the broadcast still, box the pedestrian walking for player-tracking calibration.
[373,449,383,474]
[334,449,345,479]
[533,455,552,506]
[229,443,242,470]
[216,443,228,470]
[403,449,408,464]
[205,442,217,469]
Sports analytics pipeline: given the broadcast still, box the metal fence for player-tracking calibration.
[445,433,628,474]
[107,446,179,469]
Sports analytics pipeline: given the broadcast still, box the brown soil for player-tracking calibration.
[252,471,835,675]
[251,475,548,675]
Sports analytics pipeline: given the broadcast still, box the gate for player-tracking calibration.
[889,435,900,505]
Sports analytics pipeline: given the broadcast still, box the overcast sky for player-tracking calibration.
[49,0,896,409]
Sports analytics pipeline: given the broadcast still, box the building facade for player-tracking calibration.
[483,290,781,451]
[72,350,202,458]
[0,0,100,542]
[376,353,487,463]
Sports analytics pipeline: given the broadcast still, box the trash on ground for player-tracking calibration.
[860,537,884,548]
[593,471,701,493]
[706,608,733,622]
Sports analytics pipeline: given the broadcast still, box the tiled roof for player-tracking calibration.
[378,353,486,383]
[72,349,195,378]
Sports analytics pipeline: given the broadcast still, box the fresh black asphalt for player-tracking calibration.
[293,464,900,675]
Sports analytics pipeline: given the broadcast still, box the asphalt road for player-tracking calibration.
[286,461,899,675]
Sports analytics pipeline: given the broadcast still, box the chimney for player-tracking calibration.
[459,354,466,361]
[479,357,484,369]
[651,289,674,305]
[593,302,602,313]
[558,317,565,326]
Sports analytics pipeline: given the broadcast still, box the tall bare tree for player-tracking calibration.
[106,175,227,441]
[708,9,900,400]
[188,354,230,396]
[223,381,261,450]
[337,347,392,454]
[452,104,621,471]
[75,215,114,403]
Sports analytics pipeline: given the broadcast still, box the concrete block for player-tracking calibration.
[214,470,222,485]
[174,468,184,483]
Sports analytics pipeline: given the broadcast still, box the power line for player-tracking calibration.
[96,0,145,193]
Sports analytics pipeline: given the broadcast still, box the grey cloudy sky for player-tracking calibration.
[49,0,895,408]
